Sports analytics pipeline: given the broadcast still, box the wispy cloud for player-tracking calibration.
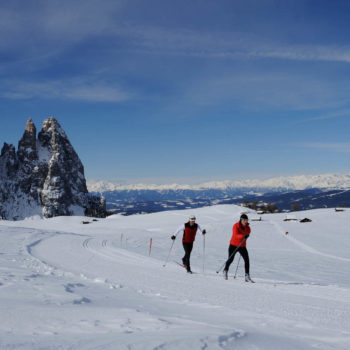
[241,44,350,64]
[2,2,350,66]
[1,1,350,110]
[178,71,350,111]
[111,22,350,65]
[0,1,122,48]
[298,142,350,153]
[0,77,132,102]
[296,109,350,124]
[0,1,123,71]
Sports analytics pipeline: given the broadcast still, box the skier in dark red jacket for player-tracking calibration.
[171,215,206,273]
[223,213,253,282]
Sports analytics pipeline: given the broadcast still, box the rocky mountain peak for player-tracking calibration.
[41,117,67,138]
[0,143,18,178]
[25,118,36,134]
[38,117,70,156]
[0,117,106,220]
[18,118,38,163]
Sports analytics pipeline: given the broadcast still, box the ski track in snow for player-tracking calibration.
[0,205,349,349]
[270,220,350,263]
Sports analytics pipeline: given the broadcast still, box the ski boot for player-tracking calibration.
[223,270,228,280]
[245,273,254,283]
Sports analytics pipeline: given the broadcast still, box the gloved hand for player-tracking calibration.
[244,234,249,239]
[202,229,206,234]
[171,235,176,240]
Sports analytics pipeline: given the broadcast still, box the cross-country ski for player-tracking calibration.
[174,260,197,273]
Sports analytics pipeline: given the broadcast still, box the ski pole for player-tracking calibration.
[203,234,206,274]
[216,238,246,274]
[163,239,175,267]
[234,254,241,279]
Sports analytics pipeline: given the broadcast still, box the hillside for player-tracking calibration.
[0,205,349,349]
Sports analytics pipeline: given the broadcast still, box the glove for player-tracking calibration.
[171,235,176,240]
[244,234,249,239]
[202,229,206,234]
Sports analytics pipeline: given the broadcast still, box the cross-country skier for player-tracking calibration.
[171,215,206,273]
[223,213,253,282]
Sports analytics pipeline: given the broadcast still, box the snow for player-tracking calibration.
[68,205,85,216]
[42,117,68,139]
[36,141,51,163]
[0,204,349,349]
[0,187,43,221]
[87,173,350,192]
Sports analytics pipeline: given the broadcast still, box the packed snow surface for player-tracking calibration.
[0,205,349,349]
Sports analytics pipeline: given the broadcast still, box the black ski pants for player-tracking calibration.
[182,242,193,270]
[224,244,250,274]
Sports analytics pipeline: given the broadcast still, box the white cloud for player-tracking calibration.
[123,26,350,64]
[1,2,350,109]
[178,71,350,111]
[0,0,123,70]
[254,45,350,64]
[0,1,122,48]
[0,78,131,102]
[2,2,350,66]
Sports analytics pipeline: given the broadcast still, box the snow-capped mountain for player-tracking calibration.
[87,173,350,193]
[0,117,106,220]
[88,174,350,216]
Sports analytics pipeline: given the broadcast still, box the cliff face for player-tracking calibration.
[0,117,106,220]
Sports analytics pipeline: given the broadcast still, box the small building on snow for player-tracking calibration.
[284,214,298,222]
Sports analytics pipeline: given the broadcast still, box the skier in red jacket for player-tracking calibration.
[171,215,206,273]
[223,213,253,282]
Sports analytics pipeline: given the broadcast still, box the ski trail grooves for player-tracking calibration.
[270,220,350,263]
[82,236,161,268]
[82,237,93,249]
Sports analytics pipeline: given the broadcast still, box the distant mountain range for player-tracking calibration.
[87,174,350,215]
[87,173,350,192]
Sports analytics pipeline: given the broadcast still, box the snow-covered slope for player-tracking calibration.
[0,205,349,349]
[88,173,350,192]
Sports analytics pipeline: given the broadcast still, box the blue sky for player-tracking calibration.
[1,0,350,183]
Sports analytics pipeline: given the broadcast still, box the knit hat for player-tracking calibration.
[240,213,248,220]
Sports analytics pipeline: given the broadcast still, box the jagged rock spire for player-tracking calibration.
[17,118,37,163]
[25,118,36,134]
[0,117,106,220]
[0,143,18,178]
[38,117,89,217]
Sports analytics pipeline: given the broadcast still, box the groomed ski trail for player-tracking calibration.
[270,220,350,263]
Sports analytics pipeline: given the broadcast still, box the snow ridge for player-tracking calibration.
[87,173,350,192]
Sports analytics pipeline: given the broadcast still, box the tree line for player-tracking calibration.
[242,200,300,212]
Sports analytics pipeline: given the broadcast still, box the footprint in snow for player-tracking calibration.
[73,297,91,305]
[64,283,86,294]
[109,284,123,289]
[218,331,245,347]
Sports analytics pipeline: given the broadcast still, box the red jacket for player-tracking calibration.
[183,222,198,243]
[230,221,251,247]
